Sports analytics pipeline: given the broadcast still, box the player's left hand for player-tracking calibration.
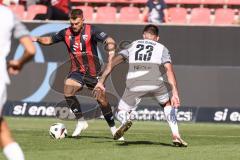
[93,82,105,99]
[7,60,23,75]
[94,82,105,92]
[170,95,180,108]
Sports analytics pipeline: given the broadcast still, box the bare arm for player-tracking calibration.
[99,54,125,84]
[93,54,125,93]
[18,36,36,64]
[164,63,180,107]
[8,36,36,75]
[32,36,54,45]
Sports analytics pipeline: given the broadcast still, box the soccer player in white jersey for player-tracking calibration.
[0,4,36,160]
[94,24,187,147]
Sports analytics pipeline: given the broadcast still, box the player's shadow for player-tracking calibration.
[66,135,113,140]
[117,141,173,147]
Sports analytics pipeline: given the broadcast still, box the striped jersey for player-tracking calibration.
[51,24,108,77]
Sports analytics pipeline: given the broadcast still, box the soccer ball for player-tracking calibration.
[49,123,67,139]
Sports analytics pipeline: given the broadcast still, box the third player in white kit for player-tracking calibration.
[94,25,187,147]
[0,4,36,160]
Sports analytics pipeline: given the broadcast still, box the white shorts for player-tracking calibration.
[0,83,7,117]
[118,84,170,112]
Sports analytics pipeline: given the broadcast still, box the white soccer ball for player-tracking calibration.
[49,123,67,139]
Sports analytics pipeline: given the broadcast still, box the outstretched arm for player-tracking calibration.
[164,63,180,107]
[93,54,124,99]
[32,29,65,45]
[94,55,125,92]
[8,17,36,75]
[8,36,36,75]
[100,55,124,84]
[32,36,54,45]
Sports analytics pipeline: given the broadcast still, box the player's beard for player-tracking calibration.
[72,28,80,34]
[72,25,83,34]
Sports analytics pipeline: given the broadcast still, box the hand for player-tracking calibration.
[93,82,105,99]
[170,94,180,108]
[8,60,23,75]
[94,82,105,92]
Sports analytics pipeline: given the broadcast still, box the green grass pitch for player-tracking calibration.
[0,117,240,160]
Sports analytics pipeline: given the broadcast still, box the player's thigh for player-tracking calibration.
[118,89,144,112]
[154,85,170,105]
[64,78,83,96]
[83,76,98,90]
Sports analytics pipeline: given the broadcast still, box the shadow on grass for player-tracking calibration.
[66,136,177,147]
[116,141,174,147]
[66,135,113,140]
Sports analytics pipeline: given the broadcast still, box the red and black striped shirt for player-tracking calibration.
[51,24,108,77]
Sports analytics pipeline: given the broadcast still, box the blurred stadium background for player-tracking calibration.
[4,0,240,123]
[1,0,240,159]
[6,0,240,25]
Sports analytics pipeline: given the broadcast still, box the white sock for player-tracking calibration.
[164,105,180,138]
[77,117,86,124]
[3,142,24,160]
[110,126,117,135]
[115,110,130,124]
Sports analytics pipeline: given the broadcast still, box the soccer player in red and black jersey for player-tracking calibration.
[32,9,123,140]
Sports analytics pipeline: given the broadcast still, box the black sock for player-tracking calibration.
[99,102,115,127]
[65,96,83,119]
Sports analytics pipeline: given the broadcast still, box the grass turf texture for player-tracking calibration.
[0,117,240,160]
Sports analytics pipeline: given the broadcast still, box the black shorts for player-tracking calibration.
[67,71,98,90]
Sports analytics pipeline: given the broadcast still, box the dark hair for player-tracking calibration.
[69,9,83,19]
[143,24,159,36]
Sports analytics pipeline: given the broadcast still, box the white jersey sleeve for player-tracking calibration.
[118,41,137,60]
[162,46,172,64]
[0,6,29,85]
[119,49,129,60]
[13,16,30,39]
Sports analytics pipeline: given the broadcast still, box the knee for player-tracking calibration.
[64,85,78,97]
[161,100,171,108]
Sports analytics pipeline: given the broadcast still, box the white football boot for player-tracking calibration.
[72,120,88,137]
